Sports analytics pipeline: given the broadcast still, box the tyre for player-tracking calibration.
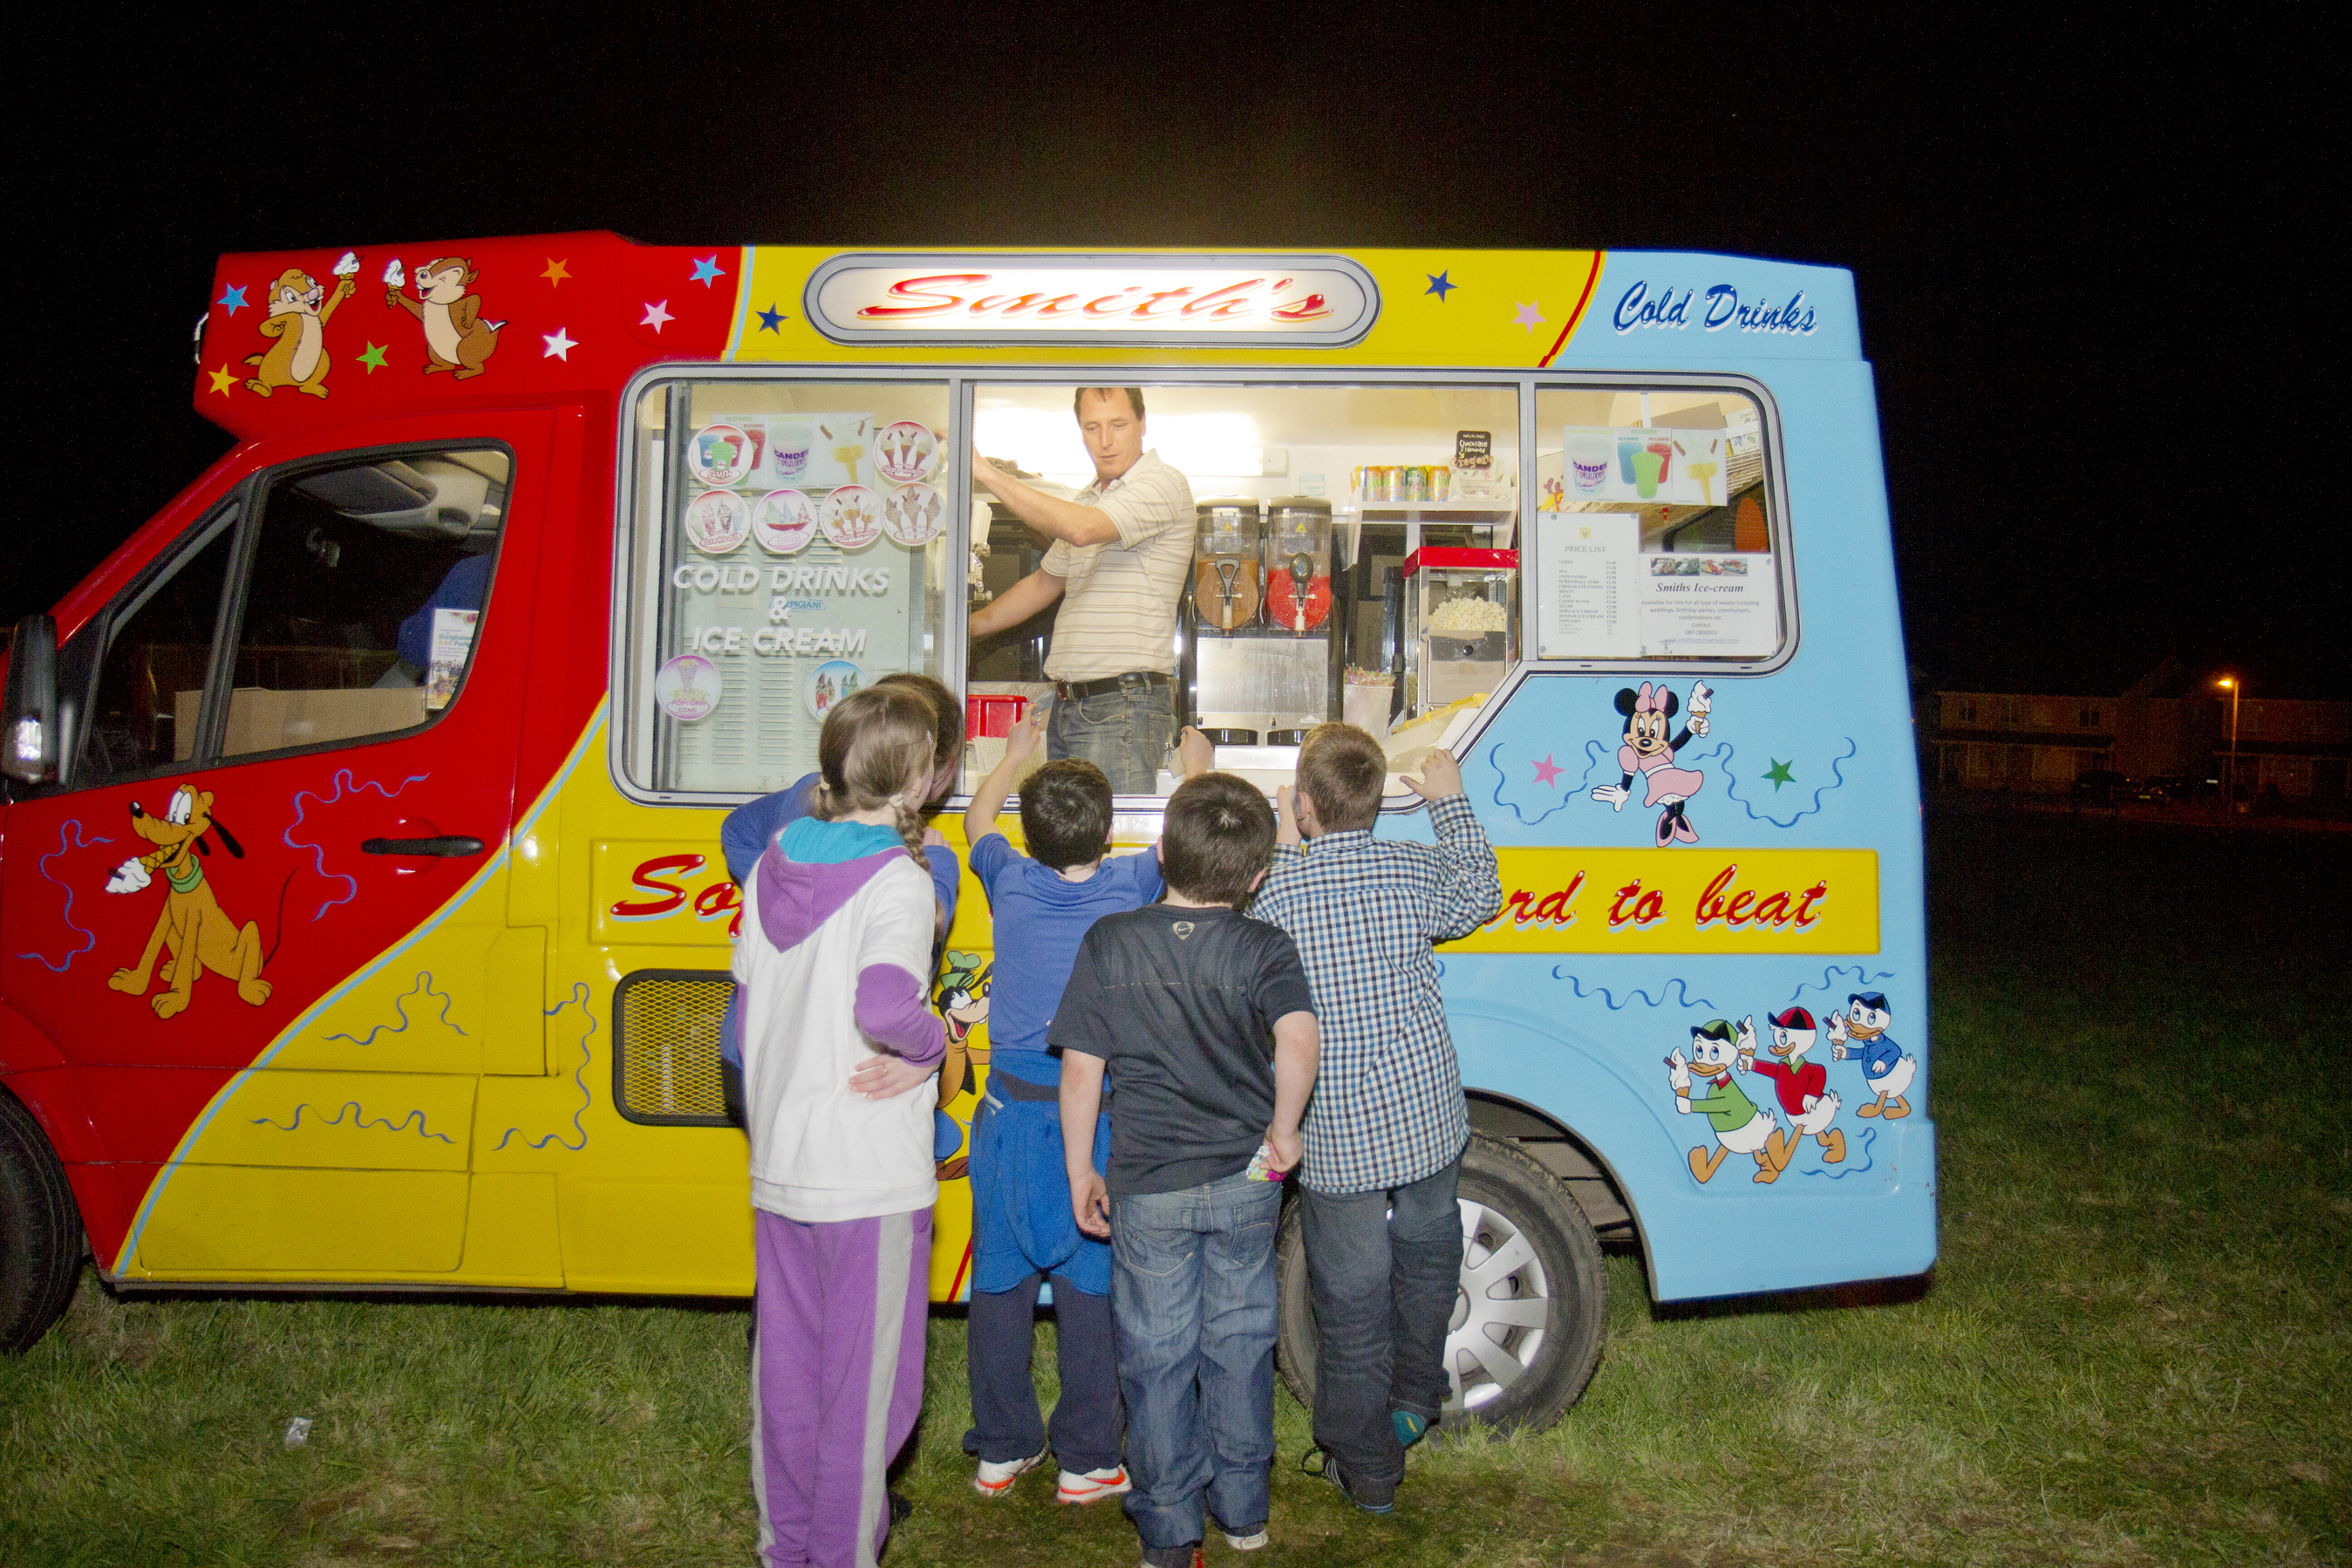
[1276,1130,1607,1435]
[0,1089,82,1352]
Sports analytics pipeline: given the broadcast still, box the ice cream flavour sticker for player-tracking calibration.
[753,489,819,554]
[656,653,721,721]
[683,489,751,554]
[689,423,762,487]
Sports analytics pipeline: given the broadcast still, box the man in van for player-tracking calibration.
[970,388,1194,795]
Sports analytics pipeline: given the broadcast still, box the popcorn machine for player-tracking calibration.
[1398,547,1517,718]
[1183,497,1343,747]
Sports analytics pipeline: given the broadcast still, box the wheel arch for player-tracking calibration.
[1464,1089,1653,1289]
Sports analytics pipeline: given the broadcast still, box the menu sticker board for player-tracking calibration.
[1562,426,1728,508]
[425,608,477,709]
[1536,514,1639,658]
[1535,515,1777,660]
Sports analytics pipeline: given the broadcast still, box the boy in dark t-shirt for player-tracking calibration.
[1053,774,1320,1567]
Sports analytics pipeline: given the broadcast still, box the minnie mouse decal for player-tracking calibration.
[1592,680,1714,846]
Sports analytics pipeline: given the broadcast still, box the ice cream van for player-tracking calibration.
[0,236,1934,1431]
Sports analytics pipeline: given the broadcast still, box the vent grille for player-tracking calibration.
[612,970,733,1126]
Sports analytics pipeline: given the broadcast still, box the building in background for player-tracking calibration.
[1929,660,2350,806]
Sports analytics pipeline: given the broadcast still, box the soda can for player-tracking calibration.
[1350,465,1367,500]
[1401,465,1428,502]
[1381,465,1404,501]
[1429,464,1451,501]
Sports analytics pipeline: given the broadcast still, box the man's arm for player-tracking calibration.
[1060,1050,1112,1237]
[974,453,1121,548]
[1405,751,1503,942]
[1265,1010,1319,1175]
[963,708,1046,847]
[968,566,1066,639]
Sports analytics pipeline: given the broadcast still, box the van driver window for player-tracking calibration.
[217,447,511,759]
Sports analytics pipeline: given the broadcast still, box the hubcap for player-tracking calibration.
[1443,1198,1551,1414]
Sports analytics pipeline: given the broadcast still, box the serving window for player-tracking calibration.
[1529,385,1788,665]
[617,378,951,798]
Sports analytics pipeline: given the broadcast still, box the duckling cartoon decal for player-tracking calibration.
[1830,992,1916,1120]
[1667,1017,1787,1184]
[1592,679,1713,846]
[1747,1006,1846,1166]
[102,784,275,1019]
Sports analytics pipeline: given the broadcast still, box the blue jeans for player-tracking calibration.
[1110,1169,1282,1548]
[1299,1155,1465,1494]
[1047,677,1174,796]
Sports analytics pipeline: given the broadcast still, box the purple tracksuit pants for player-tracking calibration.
[752,1206,931,1568]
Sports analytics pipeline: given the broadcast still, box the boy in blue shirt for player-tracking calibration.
[959,707,1210,1503]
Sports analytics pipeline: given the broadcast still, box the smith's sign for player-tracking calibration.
[804,253,1380,346]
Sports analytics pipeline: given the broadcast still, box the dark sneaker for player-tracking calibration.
[1302,1444,1396,1514]
[888,1492,913,1527]
[1140,1544,1204,1568]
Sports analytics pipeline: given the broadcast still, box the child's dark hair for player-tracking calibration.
[870,672,965,805]
[1162,773,1276,906]
[1295,722,1387,833]
[1018,758,1114,871]
[812,685,937,864]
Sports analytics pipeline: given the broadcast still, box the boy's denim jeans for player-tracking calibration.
[1047,678,1173,796]
[1109,1169,1282,1548]
[1299,1155,1465,1494]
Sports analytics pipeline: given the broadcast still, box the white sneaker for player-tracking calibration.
[973,1447,1048,1496]
[1056,1463,1133,1504]
[1223,1526,1270,1550]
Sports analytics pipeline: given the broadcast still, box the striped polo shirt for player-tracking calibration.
[1040,449,1195,681]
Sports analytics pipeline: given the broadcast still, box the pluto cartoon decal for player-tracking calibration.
[245,252,360,398]
[382,256,503,379]
[102,784,276,1019]
[1592,679,1714,846]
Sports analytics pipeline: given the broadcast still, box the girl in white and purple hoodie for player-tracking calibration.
[733,684,947,1568]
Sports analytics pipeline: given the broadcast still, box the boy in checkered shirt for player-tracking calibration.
[1248,723,1501,1512]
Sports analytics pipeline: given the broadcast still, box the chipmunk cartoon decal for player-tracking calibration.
[245,253,359,398]
[1592,679,1714,847]
[103,785,277,1019]
[382,256,502,379]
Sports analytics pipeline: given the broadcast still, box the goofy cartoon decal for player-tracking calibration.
[103,784,274,1019]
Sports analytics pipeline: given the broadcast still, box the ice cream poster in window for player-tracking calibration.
[688,423,763,487]
[805,658,863,718]
[870,421,937,484]
[753,489,819,555]
[684,488,751,554]
[766,419,814,483]
[822,485,884,550]
[425,608,478,711]
[882,482,944,546]
[656,653,722,721]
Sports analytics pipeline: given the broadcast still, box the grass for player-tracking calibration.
[4,813,2348,1566]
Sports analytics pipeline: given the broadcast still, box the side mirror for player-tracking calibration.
[3,613,59,782]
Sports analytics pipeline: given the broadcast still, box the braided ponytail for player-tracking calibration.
[813,685,940,869]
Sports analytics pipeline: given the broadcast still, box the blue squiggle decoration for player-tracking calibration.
[1487,739,1617,827]
[1796,1122,1878,1181]
[1785,964,1898,1008]
[1719,738,1858,828]
[16,819,113,972]
[249,1101,456,1144]
[1548,967,1717,1013]
[282,768,429,920]
[494,982,594,1152]
[324,971,469,1046]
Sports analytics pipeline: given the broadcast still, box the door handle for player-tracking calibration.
[361,835,487,857]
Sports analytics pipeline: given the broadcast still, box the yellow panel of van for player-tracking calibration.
[557,1180,753,1294]
[137,1168,468,1273]
[184,1070,474,1169]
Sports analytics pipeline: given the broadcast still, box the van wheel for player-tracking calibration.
[1276,1131,1607,1435]
[0,1091,82,1352]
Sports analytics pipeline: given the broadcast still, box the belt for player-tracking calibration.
[1053,671,1171,701]
[985,1067,1112,1109]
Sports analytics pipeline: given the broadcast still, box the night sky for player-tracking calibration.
[10,14,2322,699]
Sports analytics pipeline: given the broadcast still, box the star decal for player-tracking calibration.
[358,342,388,372]
[1424,270,1456,302]
[639,299,674,332]
[1513,301,1546,333]
[1532,753,1563,787]
[1763,759,1796,791]
[206,364,238,396]
[542,258,571,287]
[690,255,726,287]
[542,326,578,360]
[756,303,786,332]
[217,283,249,317]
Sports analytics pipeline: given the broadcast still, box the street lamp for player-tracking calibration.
[2216,677,2241,808]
